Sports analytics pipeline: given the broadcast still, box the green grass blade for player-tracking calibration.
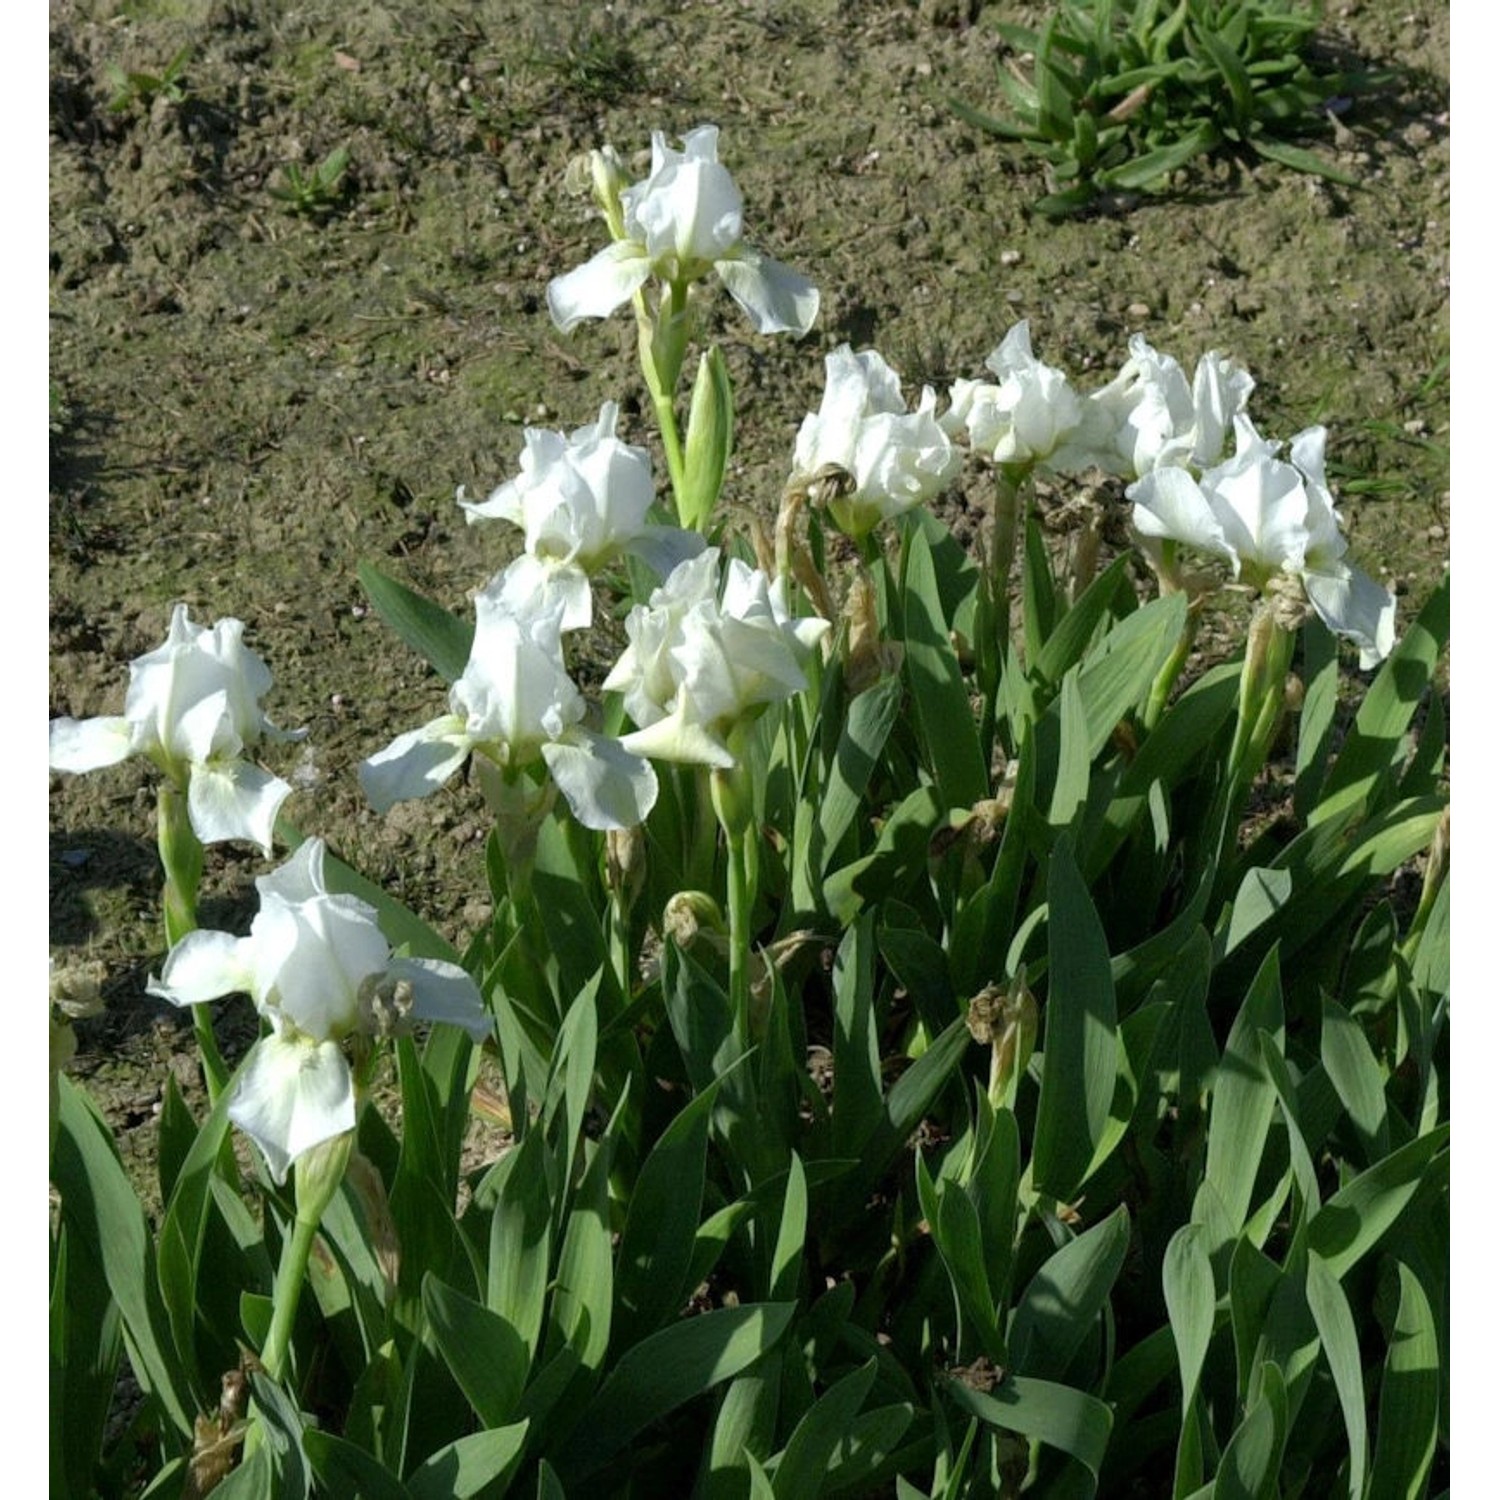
[1320,995,1391,1162]
[832,913,884,1158]
[1249,136,1360,187]
[1213,1359,1287,1499]
[407,1422,531,1500]
[422,1274,531,1428]
[813,672,904,882]
[1292,620,1339,821]
[612,1082,717,1349]
[1033,555,1133,687]
[1011,1205,1131,1380]
[772,1359,878,1498]
[547,1135,615,1371]
[903,524,990,809]
[303,1429,411,1500]
[1073,591,1186,759]
[1100,120,1221,189]
[1305,1256,1368,1496]
[487,1130,552,1362]
[1163,1222,1216,1405]
[1307,1126,1448,1280]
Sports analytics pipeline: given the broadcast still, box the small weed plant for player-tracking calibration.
[952,0,1388,216]
[49,123,1447,1497]
[105,44,192,115]
[268,146,352,218]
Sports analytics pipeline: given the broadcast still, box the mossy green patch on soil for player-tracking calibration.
[51,0,1447,1159]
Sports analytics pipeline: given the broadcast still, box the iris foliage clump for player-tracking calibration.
[951,0,1388,216]
[49,122,1447,1498]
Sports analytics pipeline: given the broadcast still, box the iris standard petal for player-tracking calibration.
[457,605,583,754]
[270,893,390,1039]
[636,155,744,264]
[257,835,326,904]
[170,687,238,765]
[1210,452,1309,578]
[228,1033,356,1185]
[715,249,820,336]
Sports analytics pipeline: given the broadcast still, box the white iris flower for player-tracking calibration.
[547,125,819,338]
[148,838,489,1182]
[459,400,703,629]
[1129,415,1395,667]
[604,549,830,768]
[1089,333,1254,478]
[360,593,657,831]
[792,345,961,538]
[48,604,303,855]
[944,322,1101,472]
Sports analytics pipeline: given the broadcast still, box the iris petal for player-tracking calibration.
[48,715,134,773]
[541,730,660,830]
[359,717,470,813]
[188,758,293,855]
[228,1034,355,1185]
[715,249,820,336]
[546,242,653,332]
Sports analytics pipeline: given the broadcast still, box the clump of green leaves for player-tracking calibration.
[105,45,191,115]
[268,146,351,218]
[952,0,1387,216]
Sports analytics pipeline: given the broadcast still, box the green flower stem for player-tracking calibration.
[725,826,752,1043]
[711,761,756,1044]
[976,465,1029,758]
[157,783,202,945]
[260,1129,354,1383]
[157,783,228,1102]
[1143,593,1201,732]
[1206,602,1297,906]
[975,555,1002,759]
[259,1209,320,1384]
[991,463,1029,623]
[605,826,644,1000]
[609,910,632,998]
